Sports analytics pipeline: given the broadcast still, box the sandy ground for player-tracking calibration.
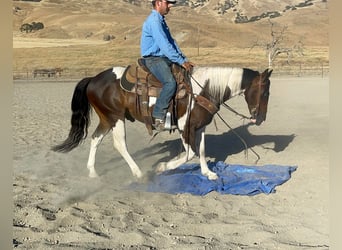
[13,76,329,249]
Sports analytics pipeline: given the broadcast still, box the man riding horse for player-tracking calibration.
[140,0,194,131]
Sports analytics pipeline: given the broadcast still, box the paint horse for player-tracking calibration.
[52,64,272,180]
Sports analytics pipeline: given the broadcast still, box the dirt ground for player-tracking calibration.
[13,76,329,249]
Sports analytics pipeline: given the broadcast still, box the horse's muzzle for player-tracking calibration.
[250,114,265,126]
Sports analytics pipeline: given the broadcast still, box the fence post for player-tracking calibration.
[321,62,324,78]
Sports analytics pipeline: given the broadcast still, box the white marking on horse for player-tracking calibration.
[112,66,126,79]
[149,96,157,107]
[198,128,217,180]
[191,67,244,98]
[87,134,104,178]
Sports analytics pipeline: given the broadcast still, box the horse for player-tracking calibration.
[52,64,272,180]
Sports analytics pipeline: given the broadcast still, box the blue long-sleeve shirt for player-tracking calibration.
[140,10,187,65]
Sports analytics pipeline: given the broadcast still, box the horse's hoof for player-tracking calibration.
[89,171,99,178]
[156,163,167,173]
[207,172,218,180]
[134,171,143,179]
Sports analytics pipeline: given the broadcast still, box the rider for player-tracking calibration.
[140,0,194,131]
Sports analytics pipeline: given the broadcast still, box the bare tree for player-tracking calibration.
[251,19,304,68]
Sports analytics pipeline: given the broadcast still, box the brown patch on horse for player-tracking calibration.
[181,102,217,153]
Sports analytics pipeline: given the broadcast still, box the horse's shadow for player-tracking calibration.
[134,123,296,168]
[205,124,296,161]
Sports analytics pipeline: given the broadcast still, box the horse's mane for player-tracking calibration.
[192,66,245,101]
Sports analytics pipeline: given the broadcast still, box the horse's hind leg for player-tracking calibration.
[87,123,110,178]
[156,127,218,180]
[156,124,208,173]
[156,134,196,172]
[112,120,143,178]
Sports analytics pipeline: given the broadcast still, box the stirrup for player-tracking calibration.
[164,112,172,130]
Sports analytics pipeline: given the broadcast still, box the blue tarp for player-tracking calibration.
[130,161,297,196]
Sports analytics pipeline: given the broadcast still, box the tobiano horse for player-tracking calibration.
[52,64,272,180]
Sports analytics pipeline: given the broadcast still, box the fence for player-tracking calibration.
[13,67,106,81]
[13,62,329,81]
[271,62,329,78]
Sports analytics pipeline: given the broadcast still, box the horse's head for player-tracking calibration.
[244,68,272,125]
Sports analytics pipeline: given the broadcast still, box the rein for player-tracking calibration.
[222,103,250,120]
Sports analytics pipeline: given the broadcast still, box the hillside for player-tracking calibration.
[13,0,328,46]
[12,0,329,76]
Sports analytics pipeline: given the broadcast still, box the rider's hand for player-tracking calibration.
[182,61,194,72]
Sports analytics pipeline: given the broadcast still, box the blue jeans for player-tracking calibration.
[143,57,177,120]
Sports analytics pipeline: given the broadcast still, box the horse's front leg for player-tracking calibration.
[112,120,143,178]
[198,129,218,180]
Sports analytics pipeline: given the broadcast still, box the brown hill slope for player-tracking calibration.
[13,0,329,76]
[13,0,328,46]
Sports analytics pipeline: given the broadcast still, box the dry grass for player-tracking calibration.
[13,44,329,78]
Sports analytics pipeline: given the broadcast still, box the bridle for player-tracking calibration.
[249,74,267,121]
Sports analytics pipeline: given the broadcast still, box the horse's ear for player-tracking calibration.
[262,68,273,79]
[261,69,268,77]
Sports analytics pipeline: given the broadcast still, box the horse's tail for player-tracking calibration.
[51,77,93,153]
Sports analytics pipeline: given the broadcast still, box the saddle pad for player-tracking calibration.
[120,65,136,91]
[129,161,297,196]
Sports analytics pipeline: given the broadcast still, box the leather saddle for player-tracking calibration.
[120,58,189,99]
[120,58,190,135]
